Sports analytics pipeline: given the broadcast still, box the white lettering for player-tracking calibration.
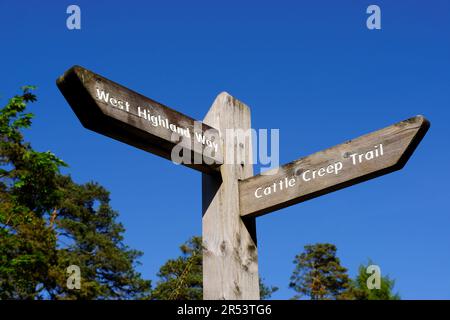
[254,177,296,199]
[96,89,109,103]
[288,178,295,187]
[349,144,384,165]
[302,170,311,182]
[335,161,343,174]
[301,162,342,183]
[137,107,147,119]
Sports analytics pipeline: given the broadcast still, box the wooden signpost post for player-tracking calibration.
[57,65,430,300]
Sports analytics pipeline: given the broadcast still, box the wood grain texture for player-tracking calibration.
[56,65,223,175]
[239,116,430,218]
[202,92,260,300]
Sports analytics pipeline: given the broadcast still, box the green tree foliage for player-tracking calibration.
[289,243,350,300]
[151,236,203,300]
[0,88,151,299]
[346,260,400,300]
[259,277,278,301]
[151,236,278,300]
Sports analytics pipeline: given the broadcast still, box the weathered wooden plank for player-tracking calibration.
[239,116,430,218]
[56,65,223,175]
[202,92,260,300]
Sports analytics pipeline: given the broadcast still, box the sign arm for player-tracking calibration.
[239,115,430,218]
[57,65,224,175]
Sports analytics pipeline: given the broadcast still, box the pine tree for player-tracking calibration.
[151,236,203,300]
[0,87,151,299]
[345,260,400,300]
[289,243,350,300]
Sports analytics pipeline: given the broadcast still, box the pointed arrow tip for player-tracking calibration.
[416,114,431,130]
[393,114,430,170]
[56,65,87,86]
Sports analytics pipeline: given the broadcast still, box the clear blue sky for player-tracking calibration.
[1,1,449,299]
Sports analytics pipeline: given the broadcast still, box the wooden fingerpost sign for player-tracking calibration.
[57,65,430,300]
